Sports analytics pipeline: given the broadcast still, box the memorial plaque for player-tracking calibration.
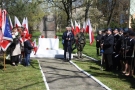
[44,14,56,38]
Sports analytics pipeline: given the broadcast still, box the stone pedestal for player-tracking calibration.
[43,13,56,38]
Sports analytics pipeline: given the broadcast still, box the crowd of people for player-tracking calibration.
[62,25,135,77]
[96,28,135,77]
[8,26,33,66]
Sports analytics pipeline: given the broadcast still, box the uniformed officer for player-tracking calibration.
[101,28,114,71]
[112,28,121,70]
[121,29,130,73]
[62,26,74,61]
[124,30,135,77]
[117,28,125,71]
[96,30,102,56]
[75,28,86,59]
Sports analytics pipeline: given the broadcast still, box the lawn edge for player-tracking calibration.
[37,59,50,90]
[70,60,111,90]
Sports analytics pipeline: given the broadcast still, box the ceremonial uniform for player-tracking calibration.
[75,32,86,58]
[113,33,121,70]
[96,32,102,55]
[103,29,114,71]
[124,30,135,76]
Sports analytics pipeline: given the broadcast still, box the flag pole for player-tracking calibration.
[3,51,6,71]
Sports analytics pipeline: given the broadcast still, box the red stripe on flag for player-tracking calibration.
[0,40,11,51]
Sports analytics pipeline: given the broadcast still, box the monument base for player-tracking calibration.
[30,49,73,59]
[30,38,73,59]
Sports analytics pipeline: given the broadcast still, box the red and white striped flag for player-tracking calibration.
[82,21,86,32]
[0,9,2,29]
[75,20,80,35]
[86,18,94,45]
[32,39,38,55]
[22,17,26,27]
[22,17,29,36]
[78,21,80,30]
[71,19,76,35]
[14,16,21,28]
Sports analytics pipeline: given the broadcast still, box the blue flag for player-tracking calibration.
[3,16,12,41]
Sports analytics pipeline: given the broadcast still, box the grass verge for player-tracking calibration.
[0,59,46,90]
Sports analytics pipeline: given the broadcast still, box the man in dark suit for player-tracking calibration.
[62,26,74,61]
[101,28,114,71]
[24,34,33,66]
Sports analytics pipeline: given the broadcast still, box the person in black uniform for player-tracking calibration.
[101,28,114,71]
[112,28,121,70]
[124,30,135,77]
[96,30,102,56]
[121,29,130,74]
[118,28,125,71]
[62,26,74,61]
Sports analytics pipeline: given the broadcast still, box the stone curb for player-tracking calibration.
[38,60,50,90]
[73,53,98,61]
[69,60,111,90]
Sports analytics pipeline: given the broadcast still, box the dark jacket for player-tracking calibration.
[113,34,121,53]
[62,31,74,46]
[96,34,102,47]
[126,38,134,57]
[103,34,114,54]
[24,40,33,54]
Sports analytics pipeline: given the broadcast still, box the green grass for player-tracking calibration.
[73,60,135,90]
[57,32,135,90]
[0,59,46,90]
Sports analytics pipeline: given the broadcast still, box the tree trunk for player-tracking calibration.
[85,0,90,21]
[107,0,117,27]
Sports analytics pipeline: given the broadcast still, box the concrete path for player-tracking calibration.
[38,58,106,90]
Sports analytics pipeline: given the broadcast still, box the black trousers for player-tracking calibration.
[64,45,72,60]
[113,53,121,70]
[11,55,19,64]
[104,54,113,70]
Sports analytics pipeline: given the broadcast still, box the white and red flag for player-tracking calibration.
[14,16,21,28]
[32,39,38,55]
[22,17,29,37]
[78,21,80,30]
[86,18,94,45]
[1,9,13,51]
[82,21,86,32]
[22,17,26,27]
[0,9,2,29]
[71,19,75,35]
[75,20,80,35]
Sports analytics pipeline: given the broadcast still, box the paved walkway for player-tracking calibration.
[38,58,106,90]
